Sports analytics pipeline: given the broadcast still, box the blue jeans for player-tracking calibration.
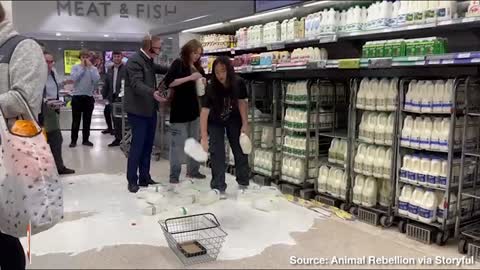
[127,113,157,185]
[169,118,200,183]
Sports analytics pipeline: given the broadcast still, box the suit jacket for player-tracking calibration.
[102,63,127,102]
[124,50,168,117]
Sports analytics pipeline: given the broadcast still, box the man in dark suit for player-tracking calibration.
[102,51,127,147]
[124,35,168,193]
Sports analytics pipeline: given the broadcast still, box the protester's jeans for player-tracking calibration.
[169,118,200,183]
[208,119,250,192]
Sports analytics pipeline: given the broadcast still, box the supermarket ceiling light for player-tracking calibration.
[230,7,291,23]
[303,0,333,8]
[103,34,109,37]
[181,22,224,33]
[55,32,62,36]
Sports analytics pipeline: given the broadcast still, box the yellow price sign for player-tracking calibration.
[64,50,81,75]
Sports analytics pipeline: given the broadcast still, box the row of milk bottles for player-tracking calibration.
[358,112,395,145]
[352,175,392,208]
[284,135,316,154]
[354,144,392,179]
[404,80,454,113]
[291,47,328,63]
[400,116,460,151]
[285,108,333,127]
[393,1,457,26]
[399,185,459,224]
[328,139,348,166]
[356,78,398,112]
[317,166,347,200]
[282,157,318,181]
[254,149,280,172]
[286,81,315,102]
[400,155,450,187]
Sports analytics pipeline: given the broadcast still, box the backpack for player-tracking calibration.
[0,35,63,238]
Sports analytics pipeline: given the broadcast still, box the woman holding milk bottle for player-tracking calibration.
[200,56,251,199]
[163,39,207,186]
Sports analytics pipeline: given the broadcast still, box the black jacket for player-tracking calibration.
[102,63,127,103]
[124,50,168,117]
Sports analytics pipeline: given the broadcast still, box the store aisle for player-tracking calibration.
[26,132,477,269]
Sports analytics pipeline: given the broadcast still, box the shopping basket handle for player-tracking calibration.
[160,213,220,233]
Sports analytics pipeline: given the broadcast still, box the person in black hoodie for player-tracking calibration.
[163,39,207,186]
[42,51,75,175]
[102,51,127,146]
[200,56,250,199]
[124,35,168,193]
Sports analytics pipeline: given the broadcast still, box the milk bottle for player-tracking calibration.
[383,148,392,179]
[332,169,343,198]
[430,118,443,150]
[410,155,421,182]
[357,78,368,109]
[317,165,329,193]
[365,78,378,111]
[281,20,289,41]
[421,80,434,113]
[418,157,431,183]
[352,175,365,205]
[328,139,338,163]
[375,113,388,145]
[400,155,412,180]
[399,185,413,215]
[420,117,433,149]
[428,158,441,186]
[405,80,417,111]
[439,118,450,151]
[442,79,454,113]
[354,144,367,174]
[413,80,425,112]
[437,0,454,21]
[409,187,425,220]
[364,145,377,176]
[385,113,395,145]
[437,192,457,224]
[387,78,398,111]
[376,79,389,111]
[312,12,321,36]
[437,160,448,187]
[433,80,445,113]
[326,167,337,194]
[359,112,368,140]
[294,159,304,179]
[426,0,438,23]
[365,112,377,143]
[419,190,438,223]
[379,178,392,207]
[362,177,378,207]
[410,117,423,149]
[401,116,414,147]
[373,147,386,178]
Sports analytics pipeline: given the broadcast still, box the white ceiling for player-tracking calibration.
[25,31,146,42]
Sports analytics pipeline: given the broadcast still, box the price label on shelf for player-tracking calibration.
[338,59,360,69]
[368,58,393,69]
[245,66,253,73]
[458,53,471,59]
[319,35,337,44]
[266,43,285,51]
[471,58,480,63]
[428,60,441,65]
[443,59,454,64]
[307,61,327,69]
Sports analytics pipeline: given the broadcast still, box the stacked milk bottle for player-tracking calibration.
[328,139,348,167]
[254,149,281,175]
[282,157,318,184]
[354,144,392,179]
[284,108,332,131]
[317,165,347,200]
[403,80,455,113]
[394,1,457,27]
[352,175,392,207]
[284,135,316,156]
[358,112,395,145]
[356,77,398,112]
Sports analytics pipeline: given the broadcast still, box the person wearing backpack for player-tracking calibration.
[0,3,48,269]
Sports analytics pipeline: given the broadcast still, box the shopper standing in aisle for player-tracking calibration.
[124,35,168,193]
[0,3,47,269]
[42,51,75,174]
[102,51,127,147]
[200,56,250,199]
[163,39,207,187]
[69,48,100,148]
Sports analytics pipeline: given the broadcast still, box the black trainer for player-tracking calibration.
[187,172,206,179]
[128,184,139,193]
[101,129,112,134]
[58,167,75,175]
[69,142,77,148]
[108,139,121,147]
[82,141,94,147]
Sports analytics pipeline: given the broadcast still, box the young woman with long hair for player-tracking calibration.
[163,39,207,185]
[200,56,250,199]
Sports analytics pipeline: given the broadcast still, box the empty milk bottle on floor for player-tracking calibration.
[399,185,413,216]
[353,175,366,205]
[419,190,438,224]
[409,187,425,220]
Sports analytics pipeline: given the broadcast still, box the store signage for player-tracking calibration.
[56,1,177,20]
[64,50,81,75]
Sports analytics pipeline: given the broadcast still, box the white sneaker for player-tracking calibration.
[220,191,227,200]
[167,183,178,193]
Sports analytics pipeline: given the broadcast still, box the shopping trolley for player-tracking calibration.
[159,213,228,266]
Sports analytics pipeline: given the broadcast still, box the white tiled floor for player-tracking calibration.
[27,131,479,269]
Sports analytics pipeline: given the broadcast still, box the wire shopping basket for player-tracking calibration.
[159,213,228,266]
